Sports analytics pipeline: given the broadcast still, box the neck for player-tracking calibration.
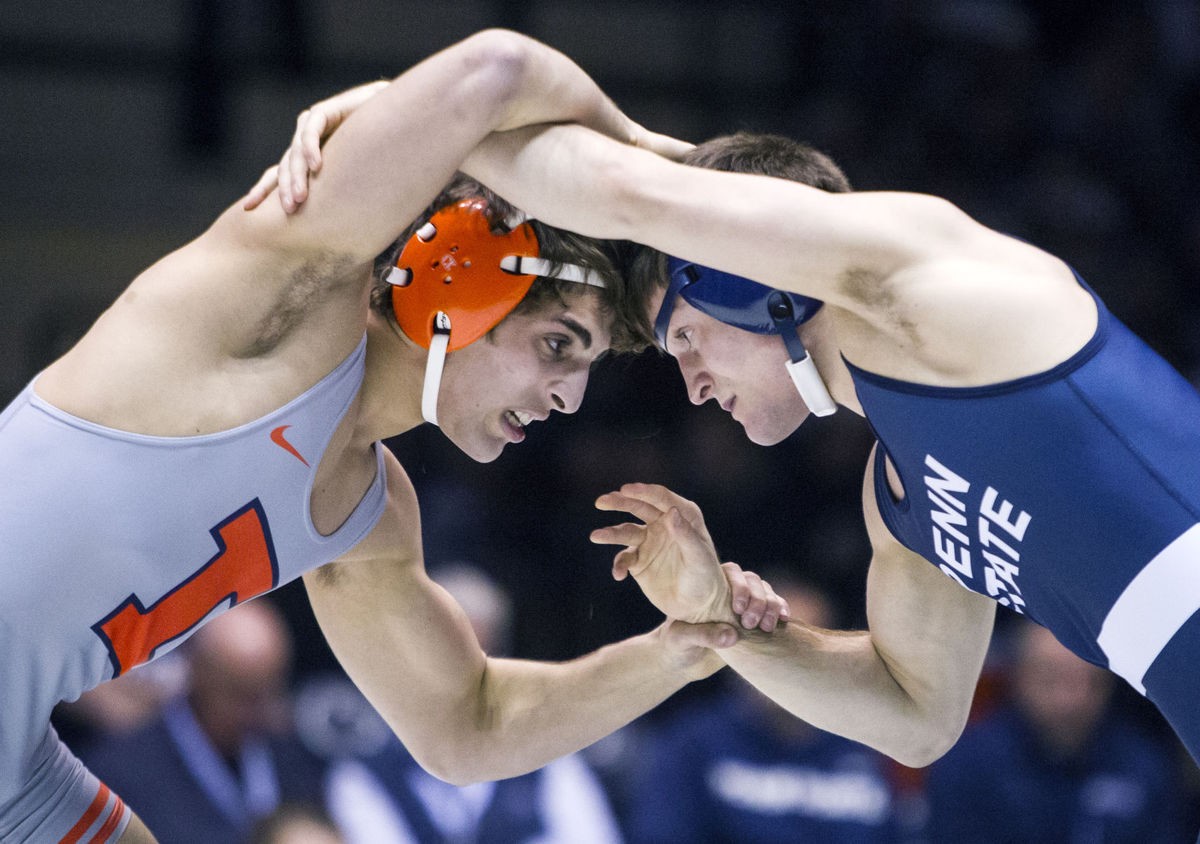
[806,308,863,416]
[354,312,428,443]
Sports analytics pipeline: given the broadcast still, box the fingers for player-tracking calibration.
[722,562,790,632]
[619,482,696,514]
[241,165,280,211]
[299,110,328,171]
[596,483,705,530]
[643,130,697,161]
[594,491,663,525]
[723,561,750,615]
[590,522,645,582]
[611,547,638,582]
[738,568,768,630]
[589,521,645,548]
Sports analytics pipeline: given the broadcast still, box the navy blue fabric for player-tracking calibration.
[655,257,822,348]
[845,277,1200,762]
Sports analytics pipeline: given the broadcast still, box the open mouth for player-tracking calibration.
[502,410,533,442]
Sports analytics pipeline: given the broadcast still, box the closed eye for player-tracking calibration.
[670,328,693,354]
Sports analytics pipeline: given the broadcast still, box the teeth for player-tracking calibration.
[507,410,533,428]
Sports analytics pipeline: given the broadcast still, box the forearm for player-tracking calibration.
[446,628,706,783]
[719,622,956,767]
[252,30,638,259]
[308,560,713,786]
[463,123,657,240]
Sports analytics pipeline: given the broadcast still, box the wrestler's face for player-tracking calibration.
[438,289,611,462]
[654,289,811,445]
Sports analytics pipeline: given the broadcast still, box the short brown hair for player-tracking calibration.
[682,131,851,192]
[633,132,852,296]
[371,175,655,354]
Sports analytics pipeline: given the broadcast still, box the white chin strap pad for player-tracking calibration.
[422,312,451,426]
[499,255,605,288]
[785,356,837,417]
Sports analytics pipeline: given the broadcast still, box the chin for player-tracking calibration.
[464,440,505,464]
[443,425,505,464]
[742,414,806,446]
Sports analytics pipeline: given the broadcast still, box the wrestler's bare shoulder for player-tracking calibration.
[36,205,373,437]
[835,239,1096,387]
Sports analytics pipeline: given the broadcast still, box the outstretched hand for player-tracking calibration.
[592,483,790,632]
[242,79,390,213]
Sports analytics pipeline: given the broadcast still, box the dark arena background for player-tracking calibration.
[4,2,1199,840]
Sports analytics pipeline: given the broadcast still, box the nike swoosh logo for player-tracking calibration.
[270,425,310,467]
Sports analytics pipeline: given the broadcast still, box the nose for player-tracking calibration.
[678,357,714,406]
[550,366,590,415]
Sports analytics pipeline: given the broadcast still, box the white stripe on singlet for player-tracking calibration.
[1098,523,1200,694]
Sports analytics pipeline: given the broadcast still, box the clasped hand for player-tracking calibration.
[592,483,789,632]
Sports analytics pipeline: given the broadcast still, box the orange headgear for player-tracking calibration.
[385,197,605,426]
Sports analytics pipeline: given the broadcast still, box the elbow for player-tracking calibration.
[891,729,958,769]
[889,709,967,769]
[450,29,536,121]
[421,761,484,789]
[404,738,488,787]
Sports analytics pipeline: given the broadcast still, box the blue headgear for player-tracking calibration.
[655,257,837,416]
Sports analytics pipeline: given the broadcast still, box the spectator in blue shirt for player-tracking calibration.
[624,579,899,843]
[923,618,1191,843]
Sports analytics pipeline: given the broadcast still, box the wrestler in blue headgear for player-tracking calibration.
[654,258,836,416]
[650,132,853,418]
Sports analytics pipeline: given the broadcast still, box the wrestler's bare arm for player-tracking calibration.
[40,31,646,425]
[719,458,995,766]
[591,467,996,768]
[463,124,1096,382]
[304,452,758,785]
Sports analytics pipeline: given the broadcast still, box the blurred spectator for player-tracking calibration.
[251,803,345,844]
[326,562,623,844]
[922,619,1190,842]
[623,578,900,843]
[82,598,330,844]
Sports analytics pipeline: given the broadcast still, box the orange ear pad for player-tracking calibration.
[391,198,541,351]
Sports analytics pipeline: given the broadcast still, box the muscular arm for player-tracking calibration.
[45,32,653,428]
[463,123,949,308]
[719,473,996,766]
[238,30,647,262]
[592,467,995,767]
[464,124,1095,382]
[305,454,732,785]
[202,31,645,331]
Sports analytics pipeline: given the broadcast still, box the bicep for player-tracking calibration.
[303,458,488,745]
[463,122,928,303]
[861,449,995,733]
[637,165,982,308]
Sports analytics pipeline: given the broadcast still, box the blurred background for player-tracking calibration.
[5,1,1199,840]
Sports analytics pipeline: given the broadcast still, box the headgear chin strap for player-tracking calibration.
[657,258,837,417]
[388,198,605,426]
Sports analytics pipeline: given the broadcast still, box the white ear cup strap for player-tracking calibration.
[422,312,451,426]
[785,355,837,417]
[499,256,606,288]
